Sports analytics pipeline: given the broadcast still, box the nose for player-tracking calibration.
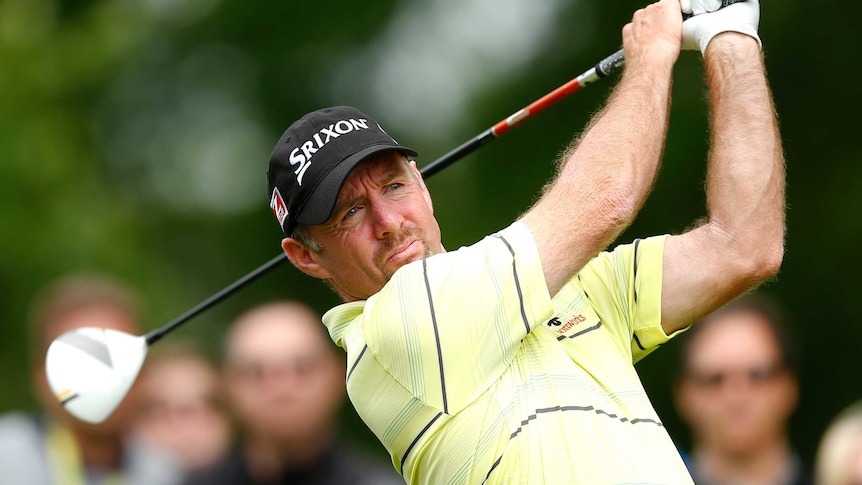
[369,197,403,239]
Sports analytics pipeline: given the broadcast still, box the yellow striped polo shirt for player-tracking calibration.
[322,221,693,485]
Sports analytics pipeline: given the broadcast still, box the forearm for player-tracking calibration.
[659,35,785,332]
[704,35,785,277]
[555,58,675,224]
[521,59,674,295]
[570,57,676,212]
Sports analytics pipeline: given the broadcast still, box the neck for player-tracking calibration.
[243,429,334,481]
[692,436,797,485]
[325,278,364,302]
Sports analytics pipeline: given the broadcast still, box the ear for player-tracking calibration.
[408,160,434,213]
[282,238,331,280]
[780,372,800,417]
[671,378,697,423]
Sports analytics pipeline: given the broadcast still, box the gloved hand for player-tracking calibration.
[681,0,761,54]
[680,0,722,16]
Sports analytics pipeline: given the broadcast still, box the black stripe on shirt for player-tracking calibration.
[494,235,531,334]
[347,345,368,382]
[556,320,603,341]
[480,455,504,485]
[633,331,646,351]
[423,259,449,415]
[506,404,664,440]
[400,412,443,474]
[485,404,665,482]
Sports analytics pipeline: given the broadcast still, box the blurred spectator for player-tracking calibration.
[815,400,862,485]
[0,272,183,485]
[183,300,403,485]
[672,293,812,485]
[131,342,232,472]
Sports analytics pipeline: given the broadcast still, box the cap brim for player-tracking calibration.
[295,143,418,226]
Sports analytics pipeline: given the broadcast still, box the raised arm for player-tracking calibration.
[660,13,786,334]
[520,0,682,296]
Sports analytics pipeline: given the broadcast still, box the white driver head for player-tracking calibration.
[45,327,148,424]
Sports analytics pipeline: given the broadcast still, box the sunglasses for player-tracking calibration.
[685,362,787,389]
[227,355,326,383]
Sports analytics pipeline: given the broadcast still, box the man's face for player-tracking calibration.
[133,356,231,469]
[224,305,343,442]
[674,312,798,455]
[287,151,444,300]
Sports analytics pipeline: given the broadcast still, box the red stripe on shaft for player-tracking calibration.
[491,78,585,137]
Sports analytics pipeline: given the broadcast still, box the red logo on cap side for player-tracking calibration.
[270,188,288,227]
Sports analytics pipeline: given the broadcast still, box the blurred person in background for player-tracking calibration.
[673,293,811,485]
[131,342,233,472]
[815,400,862,485]
[183,300,403,485]
[0,272,183,485]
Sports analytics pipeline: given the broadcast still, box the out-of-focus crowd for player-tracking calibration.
[0,273,403,485]
[1,272,860,485]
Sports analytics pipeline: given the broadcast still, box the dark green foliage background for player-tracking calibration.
[1,0,857,466]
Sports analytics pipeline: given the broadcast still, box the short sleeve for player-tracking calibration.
[574,235,678,363]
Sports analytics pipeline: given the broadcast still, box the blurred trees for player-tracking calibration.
[1,0,859,465]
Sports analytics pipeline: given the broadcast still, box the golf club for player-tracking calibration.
[44,0,747,425]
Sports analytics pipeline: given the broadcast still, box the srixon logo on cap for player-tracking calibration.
[270,188,288,227]
[288,118,372,185]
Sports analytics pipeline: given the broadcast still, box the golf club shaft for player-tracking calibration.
[418,0,746,178]
[144,49,631,346]
[145,0,748,344]
[146,253,289,344]
[419,49,626,178]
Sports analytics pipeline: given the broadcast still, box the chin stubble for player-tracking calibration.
[377,227,431,280]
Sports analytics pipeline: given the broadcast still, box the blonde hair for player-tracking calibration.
[815,401,862,485]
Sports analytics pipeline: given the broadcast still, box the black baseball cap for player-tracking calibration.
[267,106,418,237]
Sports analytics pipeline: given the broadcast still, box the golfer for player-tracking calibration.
[266,0,784,483]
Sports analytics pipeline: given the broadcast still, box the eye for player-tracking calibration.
[749,364,781,382]
[343,207,358,219]
[698,372,724,387]
[388,182,402,191]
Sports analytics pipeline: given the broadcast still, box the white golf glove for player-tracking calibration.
[681,0,761,54]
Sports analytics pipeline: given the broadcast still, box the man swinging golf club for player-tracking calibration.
[268,0,783,483]
[269,0,782,483]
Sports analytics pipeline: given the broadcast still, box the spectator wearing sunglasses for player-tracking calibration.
[672,293,811,485]
[183,300,403,485]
